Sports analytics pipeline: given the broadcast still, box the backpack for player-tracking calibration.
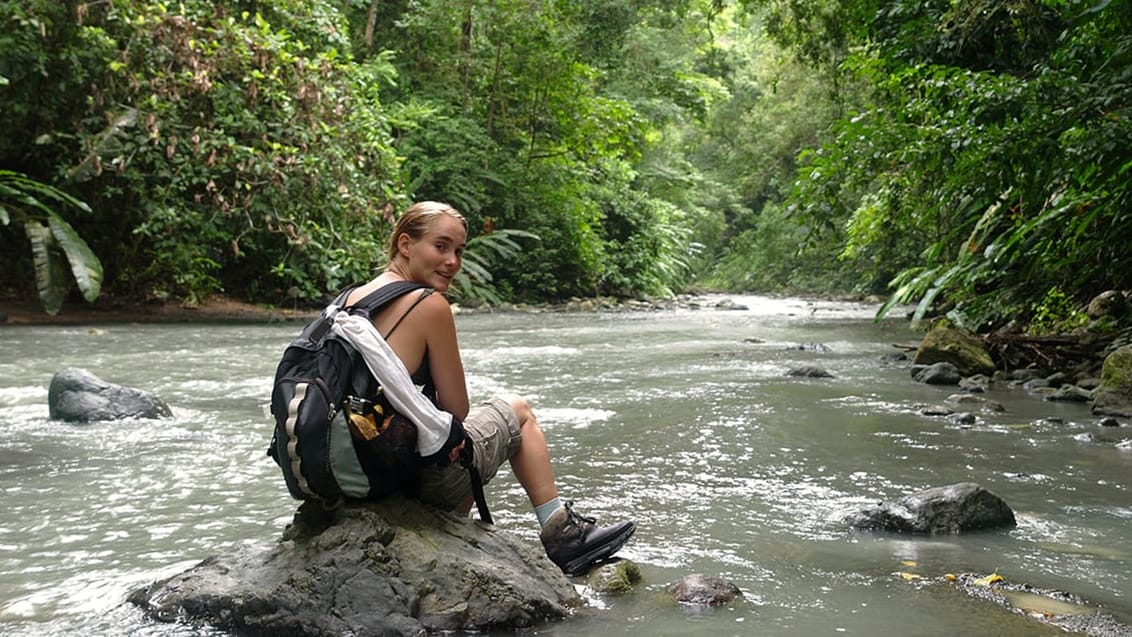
[267,280,429,505]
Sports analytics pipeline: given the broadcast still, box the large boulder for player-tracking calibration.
[48,367,172,422]
[844,483,1016,535]
[129,498,580,636]
[1092,344,1132,418]
[913,327,996,376]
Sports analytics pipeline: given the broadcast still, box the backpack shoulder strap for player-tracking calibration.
[346,280,429,319]
[384,289,435,339]
[304,287,358,343]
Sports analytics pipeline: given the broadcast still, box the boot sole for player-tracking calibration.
[562,522,636,576]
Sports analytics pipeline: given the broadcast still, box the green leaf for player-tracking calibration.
[25,221,70,315]
[47,211,103,302]
[0,204,9,225]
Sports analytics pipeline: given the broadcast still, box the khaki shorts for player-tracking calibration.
[417,396,521,511]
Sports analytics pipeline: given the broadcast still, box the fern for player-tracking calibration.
[1,170,103,314]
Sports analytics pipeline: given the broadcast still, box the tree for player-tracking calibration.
[1,0,406,305]
[754,0,1132,328]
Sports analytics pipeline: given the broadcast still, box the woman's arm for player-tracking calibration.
[418,293,470,420]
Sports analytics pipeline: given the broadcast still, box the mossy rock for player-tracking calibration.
[913,327,996,376]
[1099,345,1132,393]
[586,560,642,595]
[1092,345,1132,417]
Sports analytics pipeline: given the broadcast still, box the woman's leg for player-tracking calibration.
[504,394,636,576]
[505,395,559,508]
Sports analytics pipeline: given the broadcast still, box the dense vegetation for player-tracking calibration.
[1,0,1129,332]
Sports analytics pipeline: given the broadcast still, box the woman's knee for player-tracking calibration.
[503,394,535,428]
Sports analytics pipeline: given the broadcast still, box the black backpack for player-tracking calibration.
[268,281,430,505]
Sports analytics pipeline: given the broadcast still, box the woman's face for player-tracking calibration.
[398,214,467,292]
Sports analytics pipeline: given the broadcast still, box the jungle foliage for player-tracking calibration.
[749,0,1132,329]
[1,0,1129,330]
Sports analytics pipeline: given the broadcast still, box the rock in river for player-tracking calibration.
[48,367,172,422]
[844,482,1016,535]
[129,498,580,636]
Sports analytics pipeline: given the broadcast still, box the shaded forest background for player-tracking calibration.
[1,0,1129,332]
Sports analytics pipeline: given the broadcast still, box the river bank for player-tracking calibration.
[0,291,748,326]
[0,294,315,326]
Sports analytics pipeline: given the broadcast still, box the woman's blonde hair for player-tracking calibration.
[386,201,467,261]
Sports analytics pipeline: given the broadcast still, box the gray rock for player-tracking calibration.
[1076,376,1103,390]
[912,362,962,385]
[1007,368,1048,382]
[958,374,991,392]
[881,351,909,363]
[1086,290,1127,319]
[48,367,172,422]
[129,498,579,635]
[949,412,977,426]
[844,482,1016,535]
[667,573,742,606]
[1045,385,1094,402]
[1045,371,1071,386]
[715,298,749,310]
[1092,389,1132,417]
[786,365,835,378]
[945,394,1005,412]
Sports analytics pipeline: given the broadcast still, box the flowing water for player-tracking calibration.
[1,295,1129,636]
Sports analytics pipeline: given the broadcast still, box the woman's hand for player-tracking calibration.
[447,439,465,466]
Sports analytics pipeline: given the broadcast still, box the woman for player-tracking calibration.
[347,201,634,576]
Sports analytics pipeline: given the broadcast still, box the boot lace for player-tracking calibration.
[562,501,595,529]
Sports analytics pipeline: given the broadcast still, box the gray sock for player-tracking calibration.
[534,497,562,527]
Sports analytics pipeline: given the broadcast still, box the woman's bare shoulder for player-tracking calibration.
[416,289,456,321]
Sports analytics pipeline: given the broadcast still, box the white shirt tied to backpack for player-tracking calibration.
[330,311,454,457]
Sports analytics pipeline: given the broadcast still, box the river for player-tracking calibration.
[1,295,1129,636]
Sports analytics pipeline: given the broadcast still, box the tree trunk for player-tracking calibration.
[460,2,473,108]
[364,0,379,53]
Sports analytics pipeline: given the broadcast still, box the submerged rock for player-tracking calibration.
[844,482,1016,535]
[786,365,835,378]
[48,367,172,422]
[586,560,642,595]
[945,393,1005,412]
[129,498,579,635]
[667,573,742,606]
[950,572,1132,637]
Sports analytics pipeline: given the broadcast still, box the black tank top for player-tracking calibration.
[385,288,438,404]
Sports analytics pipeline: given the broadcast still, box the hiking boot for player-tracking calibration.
[539,501,635,576]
